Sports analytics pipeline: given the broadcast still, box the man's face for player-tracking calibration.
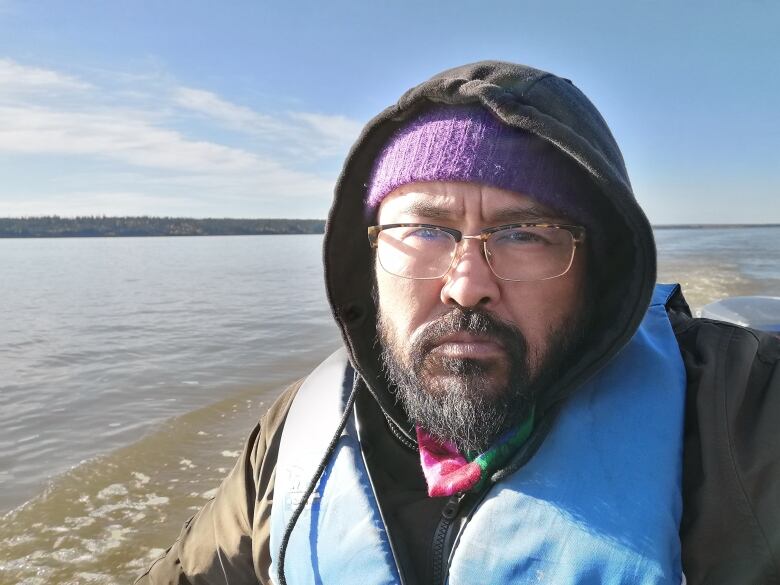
[375,181,589,452]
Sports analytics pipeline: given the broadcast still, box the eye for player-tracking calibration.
[494,227,551,245]
[404,226,449,242]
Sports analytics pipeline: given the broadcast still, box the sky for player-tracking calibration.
[0,0,777,224]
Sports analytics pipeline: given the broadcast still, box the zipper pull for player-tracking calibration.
[441,493,465,520]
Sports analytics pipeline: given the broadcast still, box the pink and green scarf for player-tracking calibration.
[416,412,534,498]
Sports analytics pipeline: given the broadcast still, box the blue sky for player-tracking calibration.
[0,0,777,223]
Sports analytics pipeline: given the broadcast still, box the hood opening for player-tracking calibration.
[324,61,656,438]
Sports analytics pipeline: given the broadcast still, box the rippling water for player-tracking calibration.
[654,226,780,308]
[0,228,778,584]
[0,236,339,510]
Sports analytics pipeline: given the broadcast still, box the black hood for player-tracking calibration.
[323,60,656,441]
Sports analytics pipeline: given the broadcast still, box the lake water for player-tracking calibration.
[1,228,779,584]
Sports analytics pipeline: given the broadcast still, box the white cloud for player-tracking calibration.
[0,58,91,93]
[173,86,363,158]
[289,112,364,156]
[173,87,278,131]
[0,105,259,172]
[0,59,359,217]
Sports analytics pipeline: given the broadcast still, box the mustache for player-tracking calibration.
[411,308,528,362]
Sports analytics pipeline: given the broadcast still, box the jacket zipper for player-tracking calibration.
[427,419,553,584]
[431,493,465,585]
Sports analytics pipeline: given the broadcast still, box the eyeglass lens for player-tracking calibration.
[376,225,576,281]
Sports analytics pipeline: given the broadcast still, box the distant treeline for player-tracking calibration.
[0,216,326,238]
[2,217,777,238]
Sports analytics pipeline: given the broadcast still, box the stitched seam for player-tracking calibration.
[488,81,621,184]
[505,72,553,99]
[383,411,418,452]
[698,318,760,341]
[133,539,180,582]
[721,328,780,581]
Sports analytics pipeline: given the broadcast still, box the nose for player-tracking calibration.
[440,238,501,308]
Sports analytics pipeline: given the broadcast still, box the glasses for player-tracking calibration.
[368,223,585,282]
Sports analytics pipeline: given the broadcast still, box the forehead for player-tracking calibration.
[376,181,559,224]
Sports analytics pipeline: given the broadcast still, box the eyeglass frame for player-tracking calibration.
[367,222,587,282]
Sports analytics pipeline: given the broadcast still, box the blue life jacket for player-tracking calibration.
[270,284,686,585]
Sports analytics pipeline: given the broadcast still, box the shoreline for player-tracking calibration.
[2,218,780,238]
[0,217,326,238]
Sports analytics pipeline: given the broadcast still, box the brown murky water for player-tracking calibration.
[0,368,331,585]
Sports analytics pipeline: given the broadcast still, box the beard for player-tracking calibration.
[377,305,588,454]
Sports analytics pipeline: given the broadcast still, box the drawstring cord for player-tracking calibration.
[276,371,361,585]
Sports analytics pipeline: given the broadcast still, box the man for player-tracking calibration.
[138,61,780,584]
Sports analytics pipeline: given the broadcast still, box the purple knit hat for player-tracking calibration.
[365,105,595,229]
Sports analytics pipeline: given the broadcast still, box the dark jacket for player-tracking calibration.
[137,62,780,584]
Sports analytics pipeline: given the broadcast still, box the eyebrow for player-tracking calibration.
[396,200,458,220]
[485,204,558,224]
[394,200,561,223]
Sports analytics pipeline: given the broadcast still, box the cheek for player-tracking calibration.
[502,261,587,348]
[376,267,441,337]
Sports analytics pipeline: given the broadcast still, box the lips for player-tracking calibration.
[428,332,506,359]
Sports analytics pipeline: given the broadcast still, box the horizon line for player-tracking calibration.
[2,216,780,229]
